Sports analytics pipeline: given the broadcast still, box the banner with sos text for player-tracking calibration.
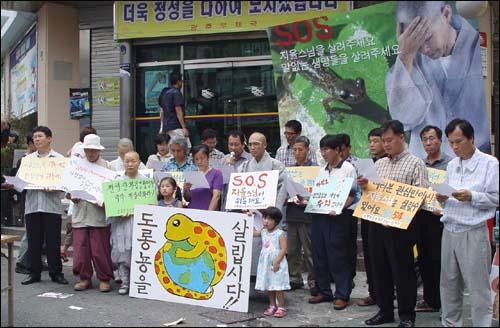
[266,2,397,158]
[130,205,253,312]
[225,170,279,210]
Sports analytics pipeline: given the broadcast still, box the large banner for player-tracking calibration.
[115,1,350,39]
[130,206,253,313]
[17,157,69,190]
[353,179,428,230]
[10,27,37,119]
[267,1,489,159]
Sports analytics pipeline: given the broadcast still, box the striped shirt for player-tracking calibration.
[375,150,429,188]
[25,149,65,215]
[276,143,317,167]
[441,148,499,233]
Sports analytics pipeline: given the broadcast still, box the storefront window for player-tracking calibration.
[136,44,180,63]
[184,39,270,60]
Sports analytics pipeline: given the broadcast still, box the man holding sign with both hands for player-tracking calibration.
[357,120,428,328]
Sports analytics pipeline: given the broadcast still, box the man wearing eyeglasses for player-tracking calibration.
[276,120,317,167]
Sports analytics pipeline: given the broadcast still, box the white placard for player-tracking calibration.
[118,169,154,179]
[69,190,97,203]
[59,158,117,204]
[3,176,29,190]
[430,183,457,197]
[183,171,210,189]
[225,170,279,210]
[352,158,382,183]
[285,177,311,198]
[131,205,253,313]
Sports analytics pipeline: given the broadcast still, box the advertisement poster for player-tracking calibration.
[267,1,489,159]
[145,70,168,112]
[130,205,253,313]
[115,1,350,39]
[10,27,37,119]
[69,88,90,119]
[96,77,120,106]
[353,179,428,230]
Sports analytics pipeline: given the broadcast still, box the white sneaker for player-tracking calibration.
[118,285,129,295]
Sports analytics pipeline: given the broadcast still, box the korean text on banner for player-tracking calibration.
[17,157,69,190]
[305,176,354,214]
[130,205,253,313]
[225,170,279,210]
[285,166,321,193]
[59,158,117,205]
[115,1,350,39]
[102,178,157,217]
[353,179,428,230]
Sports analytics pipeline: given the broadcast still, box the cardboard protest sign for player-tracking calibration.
[225,170,279,210]
[353,179,428,230]
[285,166,320,193]
[305,176,354,214]
[59,158,117,204]
[130,205,253,313]
[17,157,69,189]
[422,168,447,213]
[102,178,157,217]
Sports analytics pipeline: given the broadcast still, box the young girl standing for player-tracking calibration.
[254,206,290,318]
[157,177,183,208]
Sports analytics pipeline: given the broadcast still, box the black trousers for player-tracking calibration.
[361,219,376,300]
[311,212,353,301]
[414,210,443,309]
[345,209,358,280]
[369,220,417,321]
[25,212,62,278]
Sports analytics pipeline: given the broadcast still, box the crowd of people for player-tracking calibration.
[0,115,498,327]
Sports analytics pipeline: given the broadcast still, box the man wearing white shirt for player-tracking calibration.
[437,119,498,327]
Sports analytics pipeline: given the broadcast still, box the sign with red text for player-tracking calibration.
[225,170,279,210]
[305,176,353,214]
[17,157,69,190]
[353,179,428,230]
[130,205,253,313]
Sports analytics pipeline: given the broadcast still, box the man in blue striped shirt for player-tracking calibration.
[437,119,498,327]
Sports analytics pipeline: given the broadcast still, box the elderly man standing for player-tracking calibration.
[358,120,428,328]
[70,134,114,292]
[437,119,498,327]
[239,132,287,275]
[276,120,316,167]
[414,125,452,312]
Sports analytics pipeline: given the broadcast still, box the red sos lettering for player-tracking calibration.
[232,175,243,186]
[274,16,332,47]
[231,173,268,188]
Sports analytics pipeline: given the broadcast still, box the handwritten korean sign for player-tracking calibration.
[422,168,447,212]
[225,170,279,210]
[305,176,354,214]
[17,157,69,189]
[285,166,320,193]
[353,179,428,230]
[115,1,350,39]
[102,178,157,217]
[130,205,253,313]
[59,158,117,205]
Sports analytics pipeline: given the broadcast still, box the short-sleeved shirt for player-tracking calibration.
[161,156,196,172]
[160,87,184,132]
[187,168,223,210]
[424,152,453,170]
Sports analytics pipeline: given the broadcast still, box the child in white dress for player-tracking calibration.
[254,206,290,318]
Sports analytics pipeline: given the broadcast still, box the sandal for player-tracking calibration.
[60,251,69,262]
[415,300,439,312]
[263,305,277,316]
[273,307,287,318]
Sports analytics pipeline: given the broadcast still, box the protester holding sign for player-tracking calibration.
[358,120,428,327]
[308,134,357,311]
[437,119,499,327]
[183,145,223,211]
[20,126,69,286]
[414,125,452,313]
[285,136,318,295]
[357,128,387,307]
[69,134,114,293]
[109,151,149,296]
